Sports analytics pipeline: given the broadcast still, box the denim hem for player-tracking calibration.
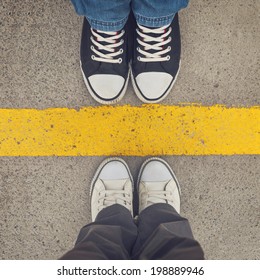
[86,15,129,32]
[134,13,175,28]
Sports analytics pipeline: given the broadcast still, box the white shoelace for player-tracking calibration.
[137,24,172,62]
[90,29,125,64]
[145,190,174,205]
[97,190,132,212]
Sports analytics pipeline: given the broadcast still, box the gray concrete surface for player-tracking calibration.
[0,0,259,259]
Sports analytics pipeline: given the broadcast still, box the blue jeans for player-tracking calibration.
[71,0,189,31]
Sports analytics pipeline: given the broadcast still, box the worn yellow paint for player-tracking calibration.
[0,105,259,156]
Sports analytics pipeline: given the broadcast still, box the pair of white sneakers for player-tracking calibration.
[90,157,181,221]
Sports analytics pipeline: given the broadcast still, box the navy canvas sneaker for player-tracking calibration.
[80,18,131,104]
[131,13,181,103]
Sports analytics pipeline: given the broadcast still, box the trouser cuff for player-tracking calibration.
[134,13,175,28]
[86,16,129,32]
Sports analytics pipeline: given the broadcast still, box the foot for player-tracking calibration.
[80,18,130,104]
[90,158,133,221]
[131,14,181,103]
[137,158,181,213]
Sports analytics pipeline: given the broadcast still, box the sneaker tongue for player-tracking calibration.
[95,29,117,38]
[102,179,127,190]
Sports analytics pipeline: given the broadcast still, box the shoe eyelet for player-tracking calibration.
[118,58,123,64]
[91,55,95,60]
[121,39,124,44]
[168,46,171,51]
[119,48,123,54]
[137,56,141,61]
[166,55,170,61]
[168,36,172,42]
[90,45,94,51]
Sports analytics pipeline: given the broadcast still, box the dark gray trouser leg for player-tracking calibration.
[60,203,204,260]
[132,203,204,260]
[60,204,137,260]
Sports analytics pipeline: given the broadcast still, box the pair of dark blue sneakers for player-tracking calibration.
[80,13,181,104]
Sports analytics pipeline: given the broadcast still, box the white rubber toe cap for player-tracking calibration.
[135,72,173,100]
[88,74,125,100]
[140,160,173,182]
[99,160,130,180]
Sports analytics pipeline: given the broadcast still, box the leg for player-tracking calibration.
[132,0,189,28]
[60,204,137,259]
[71,0,131,31]
[130,0,190,103]
[133,204,204,259]
[60,158,137,259]
[133,158,204,259]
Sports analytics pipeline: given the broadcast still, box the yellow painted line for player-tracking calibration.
[0,105,259,156]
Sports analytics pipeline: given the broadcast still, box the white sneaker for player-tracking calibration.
[137,158,181,214]
[90,158,133,221]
